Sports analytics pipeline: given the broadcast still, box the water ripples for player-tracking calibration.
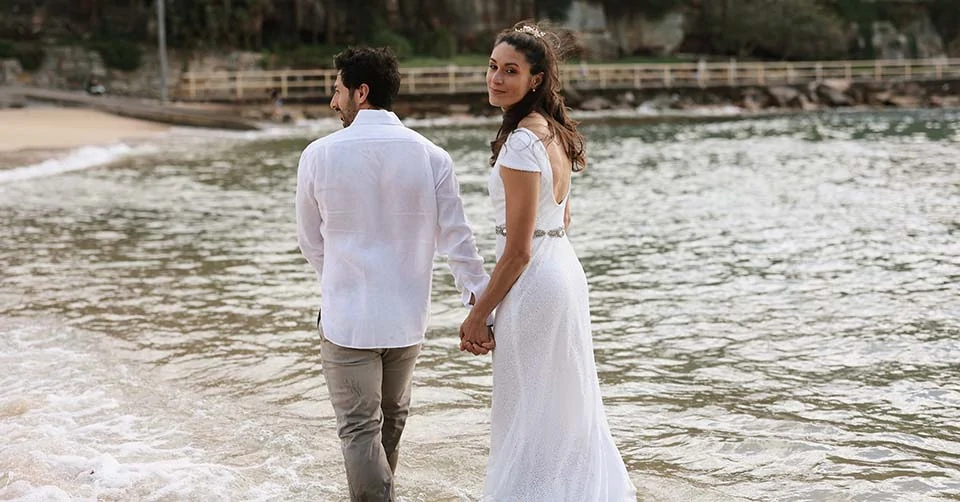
[1,109,958,500]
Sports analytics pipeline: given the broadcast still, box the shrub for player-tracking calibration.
[700,0,849,60]
[0,39,15,59]
[16,45,45,71]
[416,29,457,59]
[371,30,413,60]
[91,39,142,71]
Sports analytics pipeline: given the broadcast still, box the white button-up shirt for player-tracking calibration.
[296,109,489,349]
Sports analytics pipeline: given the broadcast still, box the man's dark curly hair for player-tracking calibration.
[333,46,401,110]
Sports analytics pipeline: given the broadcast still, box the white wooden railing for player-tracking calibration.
[174,58,960,102]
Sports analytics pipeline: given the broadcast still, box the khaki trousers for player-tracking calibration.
[320,329,421,502]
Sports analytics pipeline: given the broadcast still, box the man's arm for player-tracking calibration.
[434,153,490,310]
[296,147,324,283]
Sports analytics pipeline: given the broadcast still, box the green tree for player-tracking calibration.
[697,0,848,60]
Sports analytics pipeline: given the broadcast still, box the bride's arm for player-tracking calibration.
[460,167,539,350]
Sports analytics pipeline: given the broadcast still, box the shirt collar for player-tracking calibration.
[351,109,403,126]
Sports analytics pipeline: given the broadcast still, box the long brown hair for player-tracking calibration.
[489,21,586,172]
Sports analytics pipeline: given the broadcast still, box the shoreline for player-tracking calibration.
[1,101,956,175]
[0,107,171,170]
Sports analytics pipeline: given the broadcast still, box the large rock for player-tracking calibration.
[766,86,800,107]
[887,95,921,108]
[797,94,818,111]
[820,78,852,94]
[867,90,892,106]
[564,0,606,32]
[817,84,855,107]
[34,46,106,89]
[562,1,685,59]
[608,10,685,56]
[578,96,614,111]
[870,18,945,59]
[902,15,945,59]
[930,95,960,108]
[575,32,620,60]
[0,58,22,84]
[872,22,908,60]
[891,81,926,98]
[741,87,773,109]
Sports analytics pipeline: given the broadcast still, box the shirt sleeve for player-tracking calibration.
[296,146,325,285]
[497,129,543,173]
[433,151,491,312]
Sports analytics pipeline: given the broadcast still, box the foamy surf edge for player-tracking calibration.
[0,318,342,501]
[0,142,159,184]
[0,105,752,185]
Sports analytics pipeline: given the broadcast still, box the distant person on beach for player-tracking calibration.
[295,46,492,501]
[458,21,637,500]
[269,88,283,120]
[86,77,106,96]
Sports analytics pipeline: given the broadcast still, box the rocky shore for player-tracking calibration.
[228,77,960,125]
[568,78,960,115]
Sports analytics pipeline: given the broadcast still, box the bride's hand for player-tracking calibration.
[459,316,495,355]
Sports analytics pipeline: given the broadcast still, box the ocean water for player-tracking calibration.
[1,108,958,501]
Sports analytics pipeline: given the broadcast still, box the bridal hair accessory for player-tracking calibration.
[516,25,545,38]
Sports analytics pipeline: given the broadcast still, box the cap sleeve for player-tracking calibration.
[497,129,543,173]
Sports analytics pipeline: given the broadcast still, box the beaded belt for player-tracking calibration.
[495,225,566,238]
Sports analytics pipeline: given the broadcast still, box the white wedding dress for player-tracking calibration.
[483,128,637,501]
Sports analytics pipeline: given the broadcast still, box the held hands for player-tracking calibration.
[459,314,495,355]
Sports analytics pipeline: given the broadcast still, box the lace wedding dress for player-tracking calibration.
[483,128,637,501]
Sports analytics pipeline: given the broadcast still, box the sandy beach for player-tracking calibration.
[0,107,170,168]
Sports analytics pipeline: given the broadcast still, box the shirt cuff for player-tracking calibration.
[460,275,490,308]
[461,278,494,326]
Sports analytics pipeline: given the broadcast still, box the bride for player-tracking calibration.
[459,21,638,502]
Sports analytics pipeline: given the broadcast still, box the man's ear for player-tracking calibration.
[355,83,370,105]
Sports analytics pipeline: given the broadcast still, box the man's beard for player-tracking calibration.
[340,97,358,127]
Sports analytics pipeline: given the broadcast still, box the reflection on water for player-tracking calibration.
[1,109,959,501]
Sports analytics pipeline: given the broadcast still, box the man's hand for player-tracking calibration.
[459,316,495,355]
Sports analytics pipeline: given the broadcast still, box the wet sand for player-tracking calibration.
[0,107,169,168]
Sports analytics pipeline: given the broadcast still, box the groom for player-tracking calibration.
[295,46,494,501]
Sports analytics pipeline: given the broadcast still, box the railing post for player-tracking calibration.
[757,64,765,85]
[634,66,641,88]
[936,61,943,80]
[236,72,243,100]
[448,65,456,93]
[663,67,671,87]
[409,71,416,93]
[844,62,852,81]
[787,64,794,84]
[188,73,196,99]
[905,61,911,79]
[728,59,736,86]
[815,63,823,82]
[875,60,882,81]
[281,72,288,97]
